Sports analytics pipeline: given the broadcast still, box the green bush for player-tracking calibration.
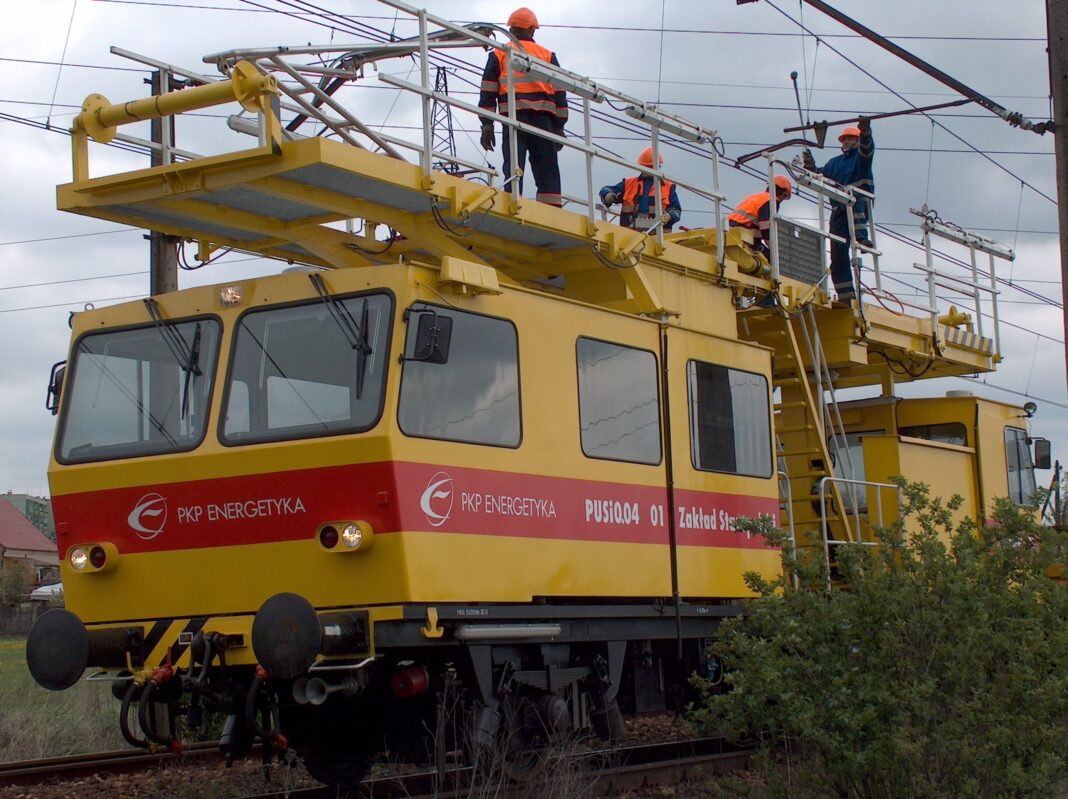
[690,481,1068,799]
[0,562,33,606]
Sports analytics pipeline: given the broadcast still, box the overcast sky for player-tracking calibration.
[0,0,1062,496]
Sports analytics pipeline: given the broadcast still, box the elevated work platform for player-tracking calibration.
[60,29,1004,392]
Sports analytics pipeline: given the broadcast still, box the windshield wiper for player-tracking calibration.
[144,298,202,419]
[308,274,373,399]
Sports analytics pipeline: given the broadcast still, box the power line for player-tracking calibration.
[90,1,1051,43]
[955,377,1068,410]
[0,271,147,292]
[8,1,1062,348]
[46,0,80,129]
[764,1,1057,206]
[0,230,137,247]
[0,56,145,73]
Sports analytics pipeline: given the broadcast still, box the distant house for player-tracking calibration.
[2,491,55,540]
[0,498,59,585]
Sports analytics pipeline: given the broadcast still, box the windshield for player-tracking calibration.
[221,292,392,444]
[57,318,221,463]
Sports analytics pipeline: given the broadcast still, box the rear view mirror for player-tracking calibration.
[46,361,66,416]
[1032,437,1051,470]
[412,311,452,364]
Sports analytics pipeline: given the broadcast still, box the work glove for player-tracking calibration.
[802,149,816,171]
[857,116,871,135]
[480,122,496,152]
[602,192,619,205]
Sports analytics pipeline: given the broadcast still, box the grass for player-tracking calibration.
[0,637,124,762]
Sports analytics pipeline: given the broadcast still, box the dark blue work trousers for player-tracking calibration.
[500,112,562,207]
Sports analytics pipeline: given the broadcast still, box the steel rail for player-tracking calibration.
[0,741,224,787]
[235,737,754,799]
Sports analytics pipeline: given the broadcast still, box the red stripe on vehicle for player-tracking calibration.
[53,461,778,554]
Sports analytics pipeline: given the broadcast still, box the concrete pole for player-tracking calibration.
[1050,0,1068,397]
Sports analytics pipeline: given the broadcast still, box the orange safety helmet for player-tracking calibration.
[637,146,664,167]
[838,125,862,142]
[508,7,539,29]
[774,175,793,198]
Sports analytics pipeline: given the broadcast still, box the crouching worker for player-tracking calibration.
[600,147,682,232]
[727,175,794,257]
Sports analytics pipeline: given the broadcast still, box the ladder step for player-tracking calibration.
[774,401,808,410]
[777,424,818,434]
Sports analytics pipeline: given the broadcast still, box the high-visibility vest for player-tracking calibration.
[727,192,771,232]
[489,40,560,115]
[621,176,674,216]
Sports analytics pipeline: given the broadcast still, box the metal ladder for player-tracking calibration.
[773,305,862,561]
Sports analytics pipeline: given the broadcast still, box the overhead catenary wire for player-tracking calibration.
[7,1,1062,352]
[764,0,1057,206]
[89,0,1051,42]
[45,0,80,129]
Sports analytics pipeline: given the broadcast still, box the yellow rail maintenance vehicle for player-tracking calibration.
[26,4,1048,787]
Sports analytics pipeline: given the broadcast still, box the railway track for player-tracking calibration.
[0,737,750,797]
[0,741,225,787]
[230,738,750,799]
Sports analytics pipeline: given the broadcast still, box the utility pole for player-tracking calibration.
[149,70,178,295]
[1051,0,1068,398]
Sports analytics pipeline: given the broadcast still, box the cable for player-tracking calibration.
[0,229,136,247]
[765,0,1056,206]
[46,0,80,129]
[14,2,1059,350]
[0,270,146,291]
[0,56,146,73]
[90,1,1051,42]
[955,377,1068,411]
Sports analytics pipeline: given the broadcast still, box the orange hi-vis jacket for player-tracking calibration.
[479,39,568,124]
[621,176,675,216]
[727,191,774,240]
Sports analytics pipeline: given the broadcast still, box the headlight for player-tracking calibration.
[66,542,119,573]
[69,547,89,571]
[340,523,363,549]
[317,521,374,553]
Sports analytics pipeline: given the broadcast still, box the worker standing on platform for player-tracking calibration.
[727,175,794,255]
[600,147,682,232]
[478,7,568,207]
[803,117,874,303]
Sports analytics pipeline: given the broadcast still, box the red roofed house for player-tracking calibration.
[0,498,59,586]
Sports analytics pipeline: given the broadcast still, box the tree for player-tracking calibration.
[690,481,1068,799]
[0,561,34,606]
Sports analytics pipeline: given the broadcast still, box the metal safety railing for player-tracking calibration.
[765,154,882,299]
[195,0,731,262]
[911,204,1009,358]
[818,476,902,588]
[68,3,743,268]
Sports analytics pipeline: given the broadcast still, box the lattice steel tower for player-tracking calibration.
[430,67,459,174]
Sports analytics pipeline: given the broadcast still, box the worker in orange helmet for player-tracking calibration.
[727,175,794,256]
[478,7,568,207]
[599,147,682,231]
[803,117,874,303]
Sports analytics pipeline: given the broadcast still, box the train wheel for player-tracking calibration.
[301,751,372,790]
[496,693,570,782]
[279,702,376,789]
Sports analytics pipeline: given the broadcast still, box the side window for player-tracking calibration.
[399,306,520,447]
[899,422,967,446]
[221,293,391,444]
[688,361,772,478]
[576,338,661,465]
[1005,427,1037,506]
